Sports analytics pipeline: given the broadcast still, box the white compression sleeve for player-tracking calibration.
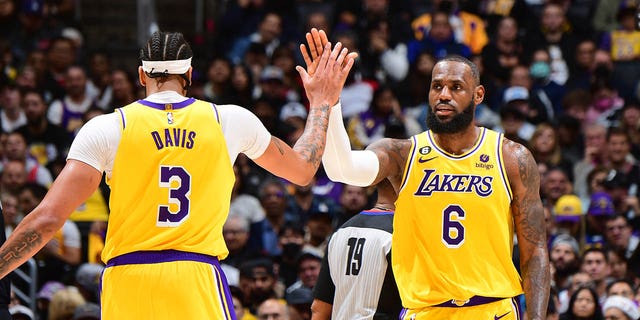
[322,103,379,187]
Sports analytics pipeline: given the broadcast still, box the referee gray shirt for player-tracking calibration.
[313,210,402,319]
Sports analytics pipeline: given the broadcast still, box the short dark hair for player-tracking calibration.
[436,55,480,85]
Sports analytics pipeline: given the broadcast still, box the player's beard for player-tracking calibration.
[426,101,475,134]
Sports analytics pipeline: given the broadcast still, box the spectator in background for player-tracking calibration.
[0,84,26,133]
[586,191,617,246]
[4,131,52,187]
[231,163,266,224]
[574,124,608,202]
[550,234,581,291]
[581,247,612,303]
[48,287,85,320]
[529,123,574,181]
[86,51,112,110]
[277,221,306,288]
[239,258,283,314]
[108,68,137,111]
[227,63,255,107]
[202,56,232,104]
[557,272,593,315]
[619,102,640,159]
[541,167,573,208]
[1,192,20,237]
[286,287,312,320]
[251,179,296,257]
[47,65,99,135]
[333,184,369,228]
[0,160,27,196]
[529,48,566,120]
[481,16,523,86]
[411,0,488,56]
[601,6,640,99]
[286,175,337,225]
[494,99,534,145]
[347,86,421,150]
[554,194,584,242]
[561,89,591,130]
[229,285,256,320]
[41,37,77,102]
[602,296,639,320]
[586,79,625,128]
[228,12,282,65]
[566,39,598,92]
[285,249,321,295]
[359,18,409,85]
[606,278,636,300]
[560,285,603,320]
[407,10,472,63]
[256,298,289,320]
[604,214,639,260]
[223,214,261,271]
[15,89,71,172]
[302,212,332,256]
[556,115,583,164]
[525,2,577,87]
[398,51,434,109]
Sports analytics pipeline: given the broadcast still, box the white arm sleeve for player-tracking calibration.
[322,103,379,187]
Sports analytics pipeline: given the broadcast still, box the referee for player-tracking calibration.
[311,179,402,319]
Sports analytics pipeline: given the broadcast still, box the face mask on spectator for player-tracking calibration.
[530,61,551,80]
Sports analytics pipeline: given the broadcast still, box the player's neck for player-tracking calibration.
[432,125,480,155]
[145,80,187,96]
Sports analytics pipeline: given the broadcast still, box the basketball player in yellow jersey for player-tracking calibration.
[304,32,550,320]
[0,30,357,319]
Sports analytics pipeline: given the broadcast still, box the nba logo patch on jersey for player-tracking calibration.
[167,112,174,124]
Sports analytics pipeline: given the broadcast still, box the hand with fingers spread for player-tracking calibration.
[300,28,357,77]
[296,42,355,108]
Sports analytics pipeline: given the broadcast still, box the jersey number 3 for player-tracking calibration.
[442,205,465,248]
[158,166,192,227]
[345,237,366,276]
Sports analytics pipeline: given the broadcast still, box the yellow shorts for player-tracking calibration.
[400,297,521,320]
[101,250,236,319]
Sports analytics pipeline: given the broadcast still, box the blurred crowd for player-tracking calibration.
[1,0,640,319]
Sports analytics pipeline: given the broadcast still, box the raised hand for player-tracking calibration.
[296,41,355,108]
[300,28,357,77]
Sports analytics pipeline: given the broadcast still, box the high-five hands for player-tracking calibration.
[296,29,357,107]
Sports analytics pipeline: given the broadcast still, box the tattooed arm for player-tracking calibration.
[0,160,101,279]
[254,42,355,186]
[503,139,550,320]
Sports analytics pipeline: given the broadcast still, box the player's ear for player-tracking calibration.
[138,66,146,86]
[474,85,485,105]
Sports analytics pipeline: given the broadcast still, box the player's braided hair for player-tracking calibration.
[139,31,193,88]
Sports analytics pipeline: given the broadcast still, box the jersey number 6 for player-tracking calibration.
[442,205,465,248]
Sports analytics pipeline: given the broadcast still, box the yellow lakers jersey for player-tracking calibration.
[102,98,234,262]
[611,30,640,61]
[394,128,522,309]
